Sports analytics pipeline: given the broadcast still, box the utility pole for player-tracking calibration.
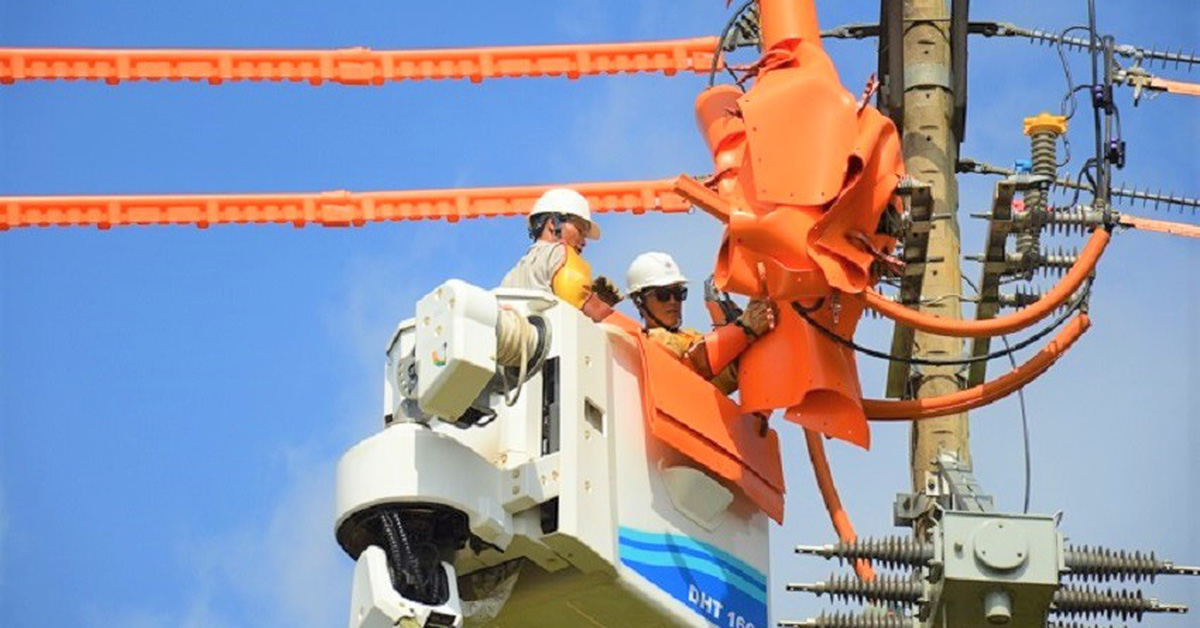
[901,0,971,493]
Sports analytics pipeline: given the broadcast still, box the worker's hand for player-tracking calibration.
[591,276,624,306]
[737,298,777,338]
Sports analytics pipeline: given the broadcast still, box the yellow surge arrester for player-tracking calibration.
[1023,112,1069,136]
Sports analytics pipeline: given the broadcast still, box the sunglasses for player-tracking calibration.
[651,286,688,302]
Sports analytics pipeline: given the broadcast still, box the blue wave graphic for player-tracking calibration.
[618,527,766,588]
[618,528,768,628]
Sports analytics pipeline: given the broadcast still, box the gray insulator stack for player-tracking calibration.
[1036,246,1078,276]
[777,612,917,628]
[1051,585,1188,621]
[1045,623,1131,628]
[1064,545,1200,582]
[1044,205,1108,236]
[1016,126,1061,279]
[787,573,922,606]
[998,285,1043,309]
[795,537,934,570]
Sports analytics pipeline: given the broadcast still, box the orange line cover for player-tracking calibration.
[863,314,1091,420]
[1119,214,1200,239]
[0,179,690,230]
[0,38,719,85]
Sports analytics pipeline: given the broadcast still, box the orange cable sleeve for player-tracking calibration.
[803,428,875,581]
[862,228,1109,338]
[863,314,1091,420]
[1149,77,1200,97]
[0,179,689,230]
[0,38,719,86]
[1118,214,1200,239]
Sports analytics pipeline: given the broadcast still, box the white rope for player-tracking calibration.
[495,308,538,406]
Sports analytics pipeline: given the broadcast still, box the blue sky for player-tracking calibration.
[1,1,1196,627]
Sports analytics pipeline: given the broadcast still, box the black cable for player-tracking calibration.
[1001,334,1032,513]
[378,511,407,589]
[960,275,1033,515]
[1056,26,1092,121]
[387,511,424,590]
[709,0,756,87]
[1087,0,1107,200]
[789,281,1091,367]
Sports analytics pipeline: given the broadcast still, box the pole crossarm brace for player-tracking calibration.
[0,37,720,86]
[0,179,690,230]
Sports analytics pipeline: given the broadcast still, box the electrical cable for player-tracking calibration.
[961,275,1033,515]
[1087,0,1107,200]
[789,279,1091,367]
[1002,334,1032,513]
[709,0,756,87]
[1056,26,1091,121]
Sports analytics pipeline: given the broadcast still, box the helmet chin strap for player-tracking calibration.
[633,292,680,333]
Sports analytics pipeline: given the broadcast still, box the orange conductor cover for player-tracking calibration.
[693,0,904,449]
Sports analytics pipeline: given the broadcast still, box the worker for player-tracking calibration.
[627,252,776,394]
[501,188,620,319]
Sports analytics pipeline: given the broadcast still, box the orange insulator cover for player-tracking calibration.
[692,6,905,449]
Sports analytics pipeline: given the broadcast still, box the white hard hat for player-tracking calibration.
[530,188,601,240]
[627,252,688,294]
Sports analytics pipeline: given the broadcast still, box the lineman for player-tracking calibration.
[627,252,776,394]
[501,188,620,319]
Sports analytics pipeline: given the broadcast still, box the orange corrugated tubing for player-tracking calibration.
[863,314,1091,420]
[862,228,1109,338]
[804,429,875,581]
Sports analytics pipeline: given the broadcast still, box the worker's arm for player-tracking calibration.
[682,299,777,380]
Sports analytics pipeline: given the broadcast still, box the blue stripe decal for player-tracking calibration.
[618,528,767,628]
[619,537,766,594]
[618,527,766,588]
[619,549,766,603]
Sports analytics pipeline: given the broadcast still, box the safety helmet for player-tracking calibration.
[627,252,688,294]
[529,188,601,240]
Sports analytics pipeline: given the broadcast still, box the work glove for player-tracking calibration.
[736,298,777,338]
[590,275,624,306]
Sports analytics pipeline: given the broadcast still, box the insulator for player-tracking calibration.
[1046,623,1129,628]
[1051,585,1188,621]
[1044,205,1107,236]
[778,612,916,628]
[787,573,923,606]
[1038,247,1078,277]
[796,537,934,570]
[1063,545,1200,582]
[1018,128,1059,265]
[999,286,1043,309]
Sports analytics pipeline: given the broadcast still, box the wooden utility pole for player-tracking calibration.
[901,0,971,492]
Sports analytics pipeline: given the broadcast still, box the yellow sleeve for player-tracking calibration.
[551,245,593,308]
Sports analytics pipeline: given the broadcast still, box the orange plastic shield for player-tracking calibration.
[737,300,869,449]
[691,9,905,448]
[738,66,858,206]
[605,316,786,522]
